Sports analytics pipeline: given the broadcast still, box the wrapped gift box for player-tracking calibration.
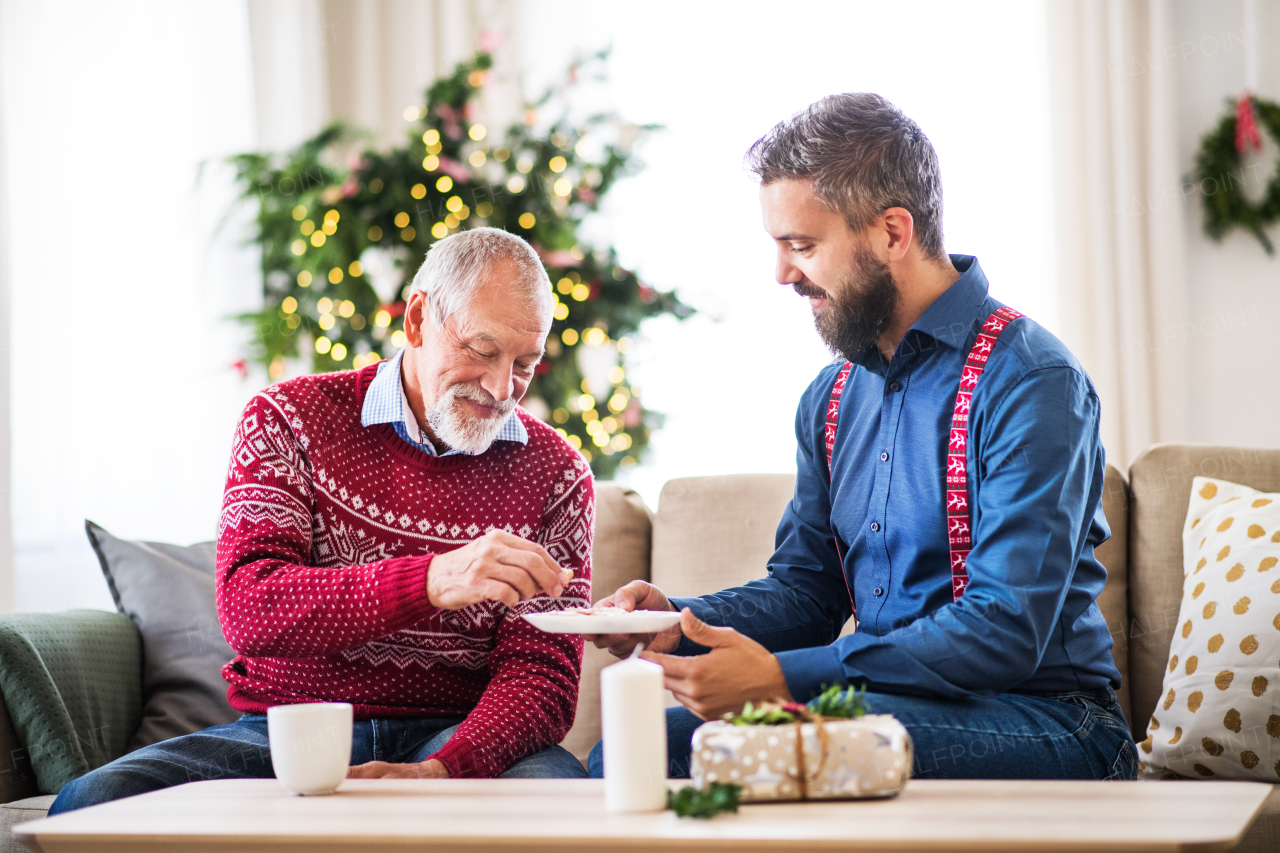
[690,714,912,802]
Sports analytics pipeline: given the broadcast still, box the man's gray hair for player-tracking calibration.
[409,227,551,327]
[745,93,946,260]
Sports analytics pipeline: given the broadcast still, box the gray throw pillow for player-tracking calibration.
[85,520,238,751]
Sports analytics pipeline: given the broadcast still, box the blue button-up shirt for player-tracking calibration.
[672,256,1120,702]
[360,349,528,455]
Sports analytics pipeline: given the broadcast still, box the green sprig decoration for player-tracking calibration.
[808,683,870,719]
[228,49,692,479]
[730,701,803,727]
[667,781,742,819]
[1191,96,1280,255]
[726,684,869,726]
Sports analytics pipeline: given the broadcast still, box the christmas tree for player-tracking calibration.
[229,50,691,479]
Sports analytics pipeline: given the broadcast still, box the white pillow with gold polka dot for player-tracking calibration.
[1139,476,1280,780]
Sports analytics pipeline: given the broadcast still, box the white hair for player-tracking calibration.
[409,227,552,328]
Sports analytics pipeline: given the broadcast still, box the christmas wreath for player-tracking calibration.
[1192,94,1280,255]
[228,50,692,479]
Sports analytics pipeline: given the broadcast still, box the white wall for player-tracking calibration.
[519,0,1059,508]
[1169,0,1280,449]
[1,1,264,611]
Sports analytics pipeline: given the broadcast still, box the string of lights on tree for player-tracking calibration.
[230,50,692,479]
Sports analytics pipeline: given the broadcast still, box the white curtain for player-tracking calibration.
[0,0,519,613]
[1046,0,1190,468]
[247,0,520,150]
[0,1,262,612]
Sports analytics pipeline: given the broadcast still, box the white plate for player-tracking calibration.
[523,610,683,635]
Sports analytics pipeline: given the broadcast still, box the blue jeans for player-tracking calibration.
[51,715,586,814]
[588,687,1137,781]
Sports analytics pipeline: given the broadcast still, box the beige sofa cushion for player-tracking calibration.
[560,483,652,764]
[650,474,796,597]
[1128,445,1280,746]
[1096,464,1133,734]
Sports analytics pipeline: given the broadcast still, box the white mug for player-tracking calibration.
[267,702,353,795]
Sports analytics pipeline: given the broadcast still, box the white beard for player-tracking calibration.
[425,383,517,455]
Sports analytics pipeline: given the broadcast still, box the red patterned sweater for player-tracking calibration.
[215,364,594,778]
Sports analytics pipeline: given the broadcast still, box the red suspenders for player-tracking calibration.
[824,363,856,616]
[944,307,1024,597]
[824,306,1023,606]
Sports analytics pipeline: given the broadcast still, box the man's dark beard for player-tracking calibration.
[814,248,901,362]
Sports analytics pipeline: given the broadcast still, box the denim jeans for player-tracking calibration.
[588,686,1137,781]
[51,714,587,814]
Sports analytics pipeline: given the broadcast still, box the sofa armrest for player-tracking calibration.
[0,692,37,805]
[0,611,142,795]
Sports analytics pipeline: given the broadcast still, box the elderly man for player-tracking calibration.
[589,94,1136,781]
[51,228,593,814]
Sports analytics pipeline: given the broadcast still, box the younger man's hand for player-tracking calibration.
[645,609,792,720]
[585,580,682,657]
[427,529,571,610]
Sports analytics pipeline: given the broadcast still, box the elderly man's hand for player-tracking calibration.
[347,758,449,779]
[644,609,793,720]
[428,529,571,610]
[585,580,682,657]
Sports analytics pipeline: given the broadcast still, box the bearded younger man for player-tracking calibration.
[588,94,1137,781]
[51,229,593,814]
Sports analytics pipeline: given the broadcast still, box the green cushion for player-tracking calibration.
[0,612,142,794]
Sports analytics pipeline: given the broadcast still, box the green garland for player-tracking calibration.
[1192,96,1280,255]
[228,51,692,479]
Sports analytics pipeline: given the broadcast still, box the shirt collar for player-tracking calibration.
[359,349,529,454]
[906,254,990,350]
[850,254,991,371]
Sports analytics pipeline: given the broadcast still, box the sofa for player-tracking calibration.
[2,443,1278,851]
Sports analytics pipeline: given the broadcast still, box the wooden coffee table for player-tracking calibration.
[14,777,1271,852]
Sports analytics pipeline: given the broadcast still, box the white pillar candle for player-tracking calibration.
[600,649,667,812]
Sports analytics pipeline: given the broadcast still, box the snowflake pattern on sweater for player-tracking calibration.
[215,363,593,778]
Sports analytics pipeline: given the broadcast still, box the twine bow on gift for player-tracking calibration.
[760,701,833,800]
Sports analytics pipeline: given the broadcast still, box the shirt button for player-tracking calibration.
[889,381,902,392]
[873,587,884,596]
[880,452,889,462]
[870,521,880,532]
